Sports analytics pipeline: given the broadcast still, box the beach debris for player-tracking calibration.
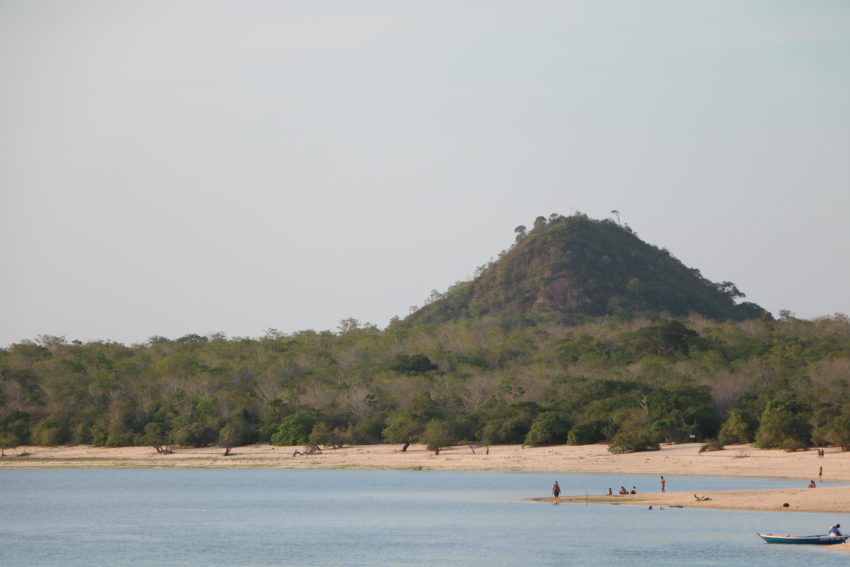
[292,445,322,457]
[694,494,711,502]
[468,444,490,455]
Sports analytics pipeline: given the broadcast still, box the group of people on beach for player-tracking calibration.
[552,478,664,502]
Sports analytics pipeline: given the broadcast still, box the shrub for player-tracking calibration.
[421,420,457,454]
[524,412,571,446]
[608,431,660,454]
[218,421,258,448]
[699,439,724,453]
[780,438,808,452]
[174,423,217,447]
[567,421,605,445]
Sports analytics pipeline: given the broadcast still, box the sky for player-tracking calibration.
[1,1,849,347]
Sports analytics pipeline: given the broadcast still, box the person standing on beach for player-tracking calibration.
[660,476,666,493]
[552,481,561,504]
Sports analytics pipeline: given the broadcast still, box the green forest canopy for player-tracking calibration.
[3,313,850,453]
[2,214,848,454]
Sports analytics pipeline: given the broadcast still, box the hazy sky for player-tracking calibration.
[2,1,849,347]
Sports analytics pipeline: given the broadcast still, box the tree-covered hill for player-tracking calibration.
[2,214,848,455]
[406,214,767,326]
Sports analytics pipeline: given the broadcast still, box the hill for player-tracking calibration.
[406,214,767,326]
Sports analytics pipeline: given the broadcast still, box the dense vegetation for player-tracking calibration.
[406,214,766,326]
[2,314,849,453]
[3,214,848,454]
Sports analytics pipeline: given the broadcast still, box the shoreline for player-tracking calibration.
[3,442,849,511]
[5,441,847,553]
[2,441,845,478]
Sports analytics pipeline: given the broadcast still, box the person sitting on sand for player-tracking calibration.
[630,487,637,495]
[829,524,842,536]
[607,488,613,496]
[808,480,816,488]
[619,486,628,495]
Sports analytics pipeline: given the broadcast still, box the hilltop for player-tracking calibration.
[406,214,767,326]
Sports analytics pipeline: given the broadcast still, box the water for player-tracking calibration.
[1,469,846,566]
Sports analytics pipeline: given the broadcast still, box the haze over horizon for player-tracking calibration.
[2,1,849,347]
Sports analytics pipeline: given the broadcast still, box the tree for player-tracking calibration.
[218,420,257,451]
[718,410,757,444]
[0,431,19,456]
[514,225,527,242]
[477,402,539,445]
[174,422,217,447]
[390,354,438,374]
[271,411,320,446]
[631,320,699,357]
[533,216,547,231]
[382,411,423,452]
[524,412,571,446]
[337,318,360,334]
[308,422,349,449]
[421,420,456,455]
[716,281,745,300]
[567,421,605,445]
[754,399,812,450]
[821,405,850,450]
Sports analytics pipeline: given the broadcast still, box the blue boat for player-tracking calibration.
[758,533,849,545]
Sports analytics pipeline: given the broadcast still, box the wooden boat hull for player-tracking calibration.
[758,533,849,545]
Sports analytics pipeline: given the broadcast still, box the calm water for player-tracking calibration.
[1,469,846,566]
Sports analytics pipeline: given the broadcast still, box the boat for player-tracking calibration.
[758,533,849,545]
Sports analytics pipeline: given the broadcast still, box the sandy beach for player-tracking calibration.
[3,441,849,550]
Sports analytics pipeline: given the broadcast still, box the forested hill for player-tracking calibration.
[405,214,767,326]
[3,215,850,456]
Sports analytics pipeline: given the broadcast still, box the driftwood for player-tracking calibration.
[468,444,490,455]
[694,494,711,502]
[292,446,322,457]
[154,445,173,455]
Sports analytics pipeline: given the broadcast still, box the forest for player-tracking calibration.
[3,215,848,454]
[2,313,850,454]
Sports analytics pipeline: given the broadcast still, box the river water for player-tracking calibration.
[1,469,846,566]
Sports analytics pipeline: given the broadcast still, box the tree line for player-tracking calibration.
[2,313,850,454]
